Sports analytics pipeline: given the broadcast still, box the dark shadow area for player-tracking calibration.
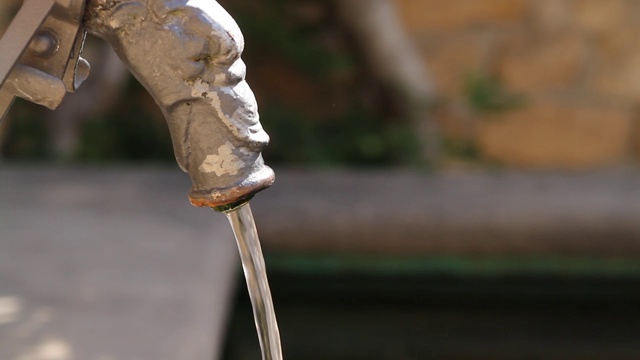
[224,269,640,360]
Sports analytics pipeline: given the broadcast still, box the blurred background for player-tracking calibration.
[3,0,640,359]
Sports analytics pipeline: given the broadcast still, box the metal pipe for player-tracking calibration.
[0,88,14,122]
[0,0,56,88]
[4,64,67,110]
[83,0,274,208]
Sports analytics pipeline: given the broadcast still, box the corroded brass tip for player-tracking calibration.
[210,196,253,213]
[188,165,275,209]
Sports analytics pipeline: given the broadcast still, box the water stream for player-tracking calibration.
[225,203,283,360]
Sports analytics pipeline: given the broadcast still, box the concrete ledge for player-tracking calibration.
[0,167,238,360]
[252,168,640,256]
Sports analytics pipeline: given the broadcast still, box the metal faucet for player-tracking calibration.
[0,0,275,210]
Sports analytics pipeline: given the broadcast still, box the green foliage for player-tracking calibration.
[231,0,424,166]
[442,138,480,161]
[76,80,174,162]
[230,1,355,79]
[465,72,524,114]
[1,100,51,160]
[262,104,422,166]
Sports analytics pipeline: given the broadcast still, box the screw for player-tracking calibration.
[28,30,59,58]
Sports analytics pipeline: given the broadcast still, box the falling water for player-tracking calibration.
[225,203,283,360]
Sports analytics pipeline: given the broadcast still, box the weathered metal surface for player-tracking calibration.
[0,88,14,122]
[0,0,55,87]
[4,64,67,109]
[0,0,56,115]
[83,0,274,207]
[0,0,89,113]
[0,0,273,206]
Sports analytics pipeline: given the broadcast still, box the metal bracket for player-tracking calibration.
[0,0,89,122]
[0,88,15,121]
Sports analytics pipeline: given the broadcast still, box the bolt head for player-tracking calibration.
[28,30,58,58]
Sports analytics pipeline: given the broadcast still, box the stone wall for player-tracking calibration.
[396,0,640,168]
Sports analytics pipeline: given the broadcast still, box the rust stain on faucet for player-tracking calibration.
[83,0,274,208]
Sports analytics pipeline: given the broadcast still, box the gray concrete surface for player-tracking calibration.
[253,168,640,256]
[0,167,239,360]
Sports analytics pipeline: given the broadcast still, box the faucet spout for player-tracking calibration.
[83,0,274,208]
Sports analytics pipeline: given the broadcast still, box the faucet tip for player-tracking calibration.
[188,165,275,208]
